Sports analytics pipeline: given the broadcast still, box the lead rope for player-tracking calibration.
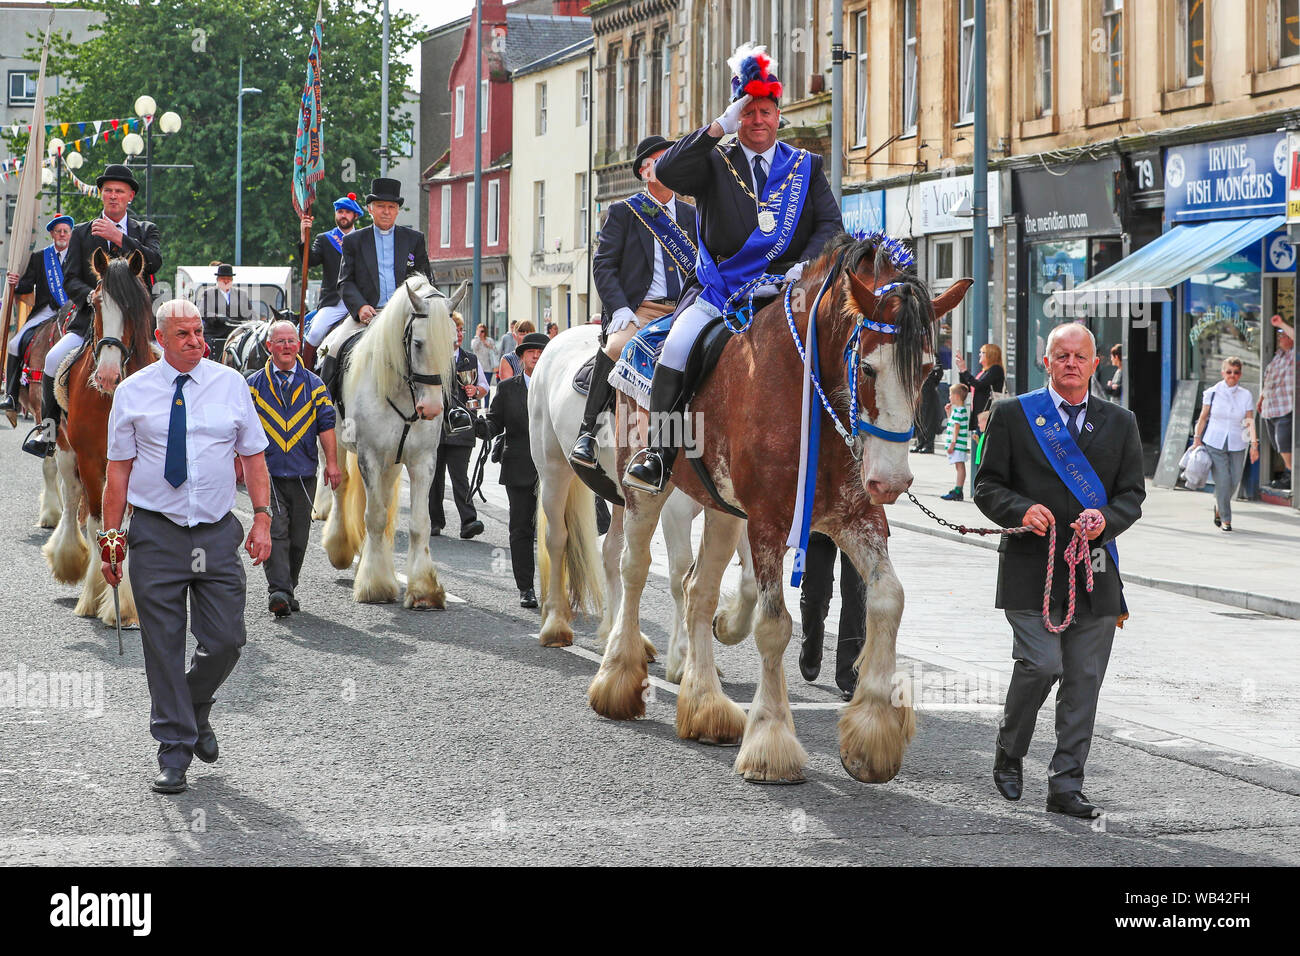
[906,492,1102,634]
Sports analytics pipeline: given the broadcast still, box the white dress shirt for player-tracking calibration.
[644,195,678,300]
[107,357,269,526]
[739,143,778,195]
[1047,383,1088,435]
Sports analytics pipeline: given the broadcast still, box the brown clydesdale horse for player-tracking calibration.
[42,248,156,628]
[590,232,972,785]
[15,310,66,527]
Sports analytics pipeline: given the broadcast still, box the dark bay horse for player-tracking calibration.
[43,248,156,627]
[16,313,65,527]
[590,232,972,784]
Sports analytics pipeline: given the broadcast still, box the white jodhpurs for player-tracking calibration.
[44,330,84,378]
[305,301,351,347]
[657,299,721,371]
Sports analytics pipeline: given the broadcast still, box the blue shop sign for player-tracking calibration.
[841,190,885,235]
[1164,132,1289,223]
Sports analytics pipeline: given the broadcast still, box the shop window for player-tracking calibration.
[1185,258,1263,387]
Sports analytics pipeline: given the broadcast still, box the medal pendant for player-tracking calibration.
[758,210,776,234]
[1035,415,1046,426]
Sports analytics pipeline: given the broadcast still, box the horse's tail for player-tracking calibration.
[539,479,604,617]
[325,450,367,568]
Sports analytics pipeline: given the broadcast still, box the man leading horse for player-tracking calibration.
[622,44,842,494]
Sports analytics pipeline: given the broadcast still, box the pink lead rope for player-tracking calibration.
[1040,511,1104,634]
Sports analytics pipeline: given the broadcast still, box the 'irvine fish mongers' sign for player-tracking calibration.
[1164,133,1288,224]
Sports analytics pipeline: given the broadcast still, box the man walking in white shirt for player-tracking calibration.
[102,299,273,794]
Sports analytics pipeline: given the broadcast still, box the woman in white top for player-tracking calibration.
[470,322,500,385]
[1192,355,1260,531]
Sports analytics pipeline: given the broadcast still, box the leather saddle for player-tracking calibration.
[319,326,367,419]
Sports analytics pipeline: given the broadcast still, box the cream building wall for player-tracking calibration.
[508,42,598,332]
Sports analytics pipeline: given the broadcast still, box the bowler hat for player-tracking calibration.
[631,135,672,181]
[515,331,550,357]
[95,163,140,192]
[365,177,404,205]
[215,263,235,278]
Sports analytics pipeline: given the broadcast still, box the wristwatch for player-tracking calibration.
[253,506,271,515]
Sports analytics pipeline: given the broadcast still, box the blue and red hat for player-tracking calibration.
[728,44,782,104]
[46,214,74,232]
[333,193,365,218]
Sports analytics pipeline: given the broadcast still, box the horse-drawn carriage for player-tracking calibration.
[174,264,294,355]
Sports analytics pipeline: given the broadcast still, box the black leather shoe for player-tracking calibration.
[431,527,442,537]
[623,449,667,494]
[459,519,484,539]
[21,422,55,459]
[445,406,473,435]
[0,395,15,413]
[289,595,300,612]
[152,767,187,794]
[194,725,219,764]
[269,591,292,617]
[993,744,1023,801]
[569,431,600,470]
[798,627,823,682]
[520,588,538,609]
[1046,790,1101,818]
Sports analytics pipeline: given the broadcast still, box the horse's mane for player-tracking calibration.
[346,276,455,403]
[806,231,936,398]
[97,257,153,357]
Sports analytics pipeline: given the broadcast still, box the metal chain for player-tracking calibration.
[904,491,1030,537]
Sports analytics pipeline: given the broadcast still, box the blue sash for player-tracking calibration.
[43,245,68,308]
[624,194,696,279]
[325,228,345,254]
[1016,389,1122,596]
[695,143,812,312]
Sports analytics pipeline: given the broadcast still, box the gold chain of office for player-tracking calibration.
[716,147,809,208]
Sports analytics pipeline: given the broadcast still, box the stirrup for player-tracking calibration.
[21,422,55,459]
[444,406,473,435]
[622,448,667,495]
[569,431,600,470]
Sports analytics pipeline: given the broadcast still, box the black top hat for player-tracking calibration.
[515,331,550,357]
[631,135,672,181]
[215,263,235,278]
[365,177,404,205]
[96,163,140,192]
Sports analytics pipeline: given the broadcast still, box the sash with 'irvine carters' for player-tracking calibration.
[695,142,811,312]
[44,245,68,307]
[324,227,346,254]
[623,193,696,283]
[1017,388,1126,616]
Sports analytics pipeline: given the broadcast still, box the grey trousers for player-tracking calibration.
[130,509,247,771]
[998,608,1117,795]
[1205,442,1246,524]
[266,474,316,596]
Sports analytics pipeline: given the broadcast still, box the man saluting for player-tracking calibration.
[25,163,162,458]
[622,45,842,493]
[974,323,1146,819]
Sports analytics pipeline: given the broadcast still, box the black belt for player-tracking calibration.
[645,298,678,307]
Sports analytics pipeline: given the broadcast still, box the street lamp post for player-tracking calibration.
[46,137,63,212]
[122,95,182,221]
[235,59,262,267]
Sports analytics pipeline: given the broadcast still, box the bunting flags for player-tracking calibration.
[291,4,325,218]
[0,116,148,180]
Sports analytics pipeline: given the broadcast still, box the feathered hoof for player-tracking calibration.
[43,537,89,586]
[538,617,574,648]
[712,608,750,647]
[676,690,746,746]
[734,718,809,784]
[587,660,648,721]
[742,767,807,785]
[354,580,400,604]
[404,590,446,611]
[838,698,916,784]
[38,510,61,530]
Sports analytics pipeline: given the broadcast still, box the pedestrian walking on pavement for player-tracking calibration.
[1192,356,1258,532]
[1257,315,1294,491]
[940,382,970,501]
[798,532,867,700]
[471,322,499,386]
[482,331,549,608]
[974,322,1146,819]
[102,300,273,795]
[245,320,341,617]
[431,312,487,540]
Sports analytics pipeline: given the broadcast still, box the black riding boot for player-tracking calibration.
[622,366,688,494]
[0,354,20,412]
[22,373,58,458]
[570,349,617,470]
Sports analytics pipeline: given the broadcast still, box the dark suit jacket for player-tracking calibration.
[654,126,842,280]
[485,374,535,487]
[15,247,67,314]
[338,225,430,316]
[197,287,257,325]
[442,347,482,448]
[307,231,347,308]
[592,197,697,329]
[63,215,162,336]
[973,393,1146,616]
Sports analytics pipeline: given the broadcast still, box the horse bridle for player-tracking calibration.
[91,282,135,366]
[385,282,448,464]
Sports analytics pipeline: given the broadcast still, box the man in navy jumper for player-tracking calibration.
[245,320,341,616]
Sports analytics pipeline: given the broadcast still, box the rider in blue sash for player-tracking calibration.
[2,215,74,414]
[623,44,842,493]
[973,323,1146,820]
[298,193,365,369]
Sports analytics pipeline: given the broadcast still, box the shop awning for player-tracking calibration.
[1052,214,1286,306]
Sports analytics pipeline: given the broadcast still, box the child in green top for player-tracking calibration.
[940,382,970,501]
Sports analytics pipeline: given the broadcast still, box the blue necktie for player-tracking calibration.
[164,373,189,488]
[277,370,293,399]
[752,154,768,195]
[1060,401,1085,443]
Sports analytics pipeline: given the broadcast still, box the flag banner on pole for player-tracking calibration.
[291,16,325,218]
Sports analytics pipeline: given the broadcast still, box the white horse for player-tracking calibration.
[528,324,758,681]
[320,277,459,608]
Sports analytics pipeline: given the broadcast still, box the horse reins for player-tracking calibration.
[384,284,447,465]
